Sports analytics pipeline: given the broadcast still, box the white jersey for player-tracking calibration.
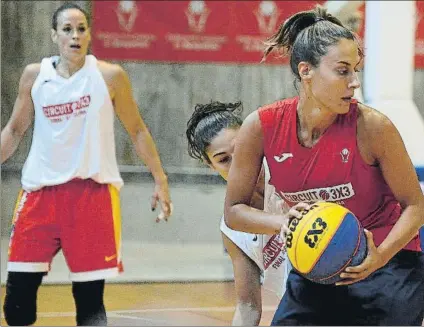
[220,158,290,299]
[22,55,123,191]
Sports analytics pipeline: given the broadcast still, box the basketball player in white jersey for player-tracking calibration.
[1,3,172,326]
[186,101,291,325]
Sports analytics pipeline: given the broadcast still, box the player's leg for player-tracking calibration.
[59,179,123,326]
[72,279,107,326]
[4,189,60,325]
[3,272,44,326]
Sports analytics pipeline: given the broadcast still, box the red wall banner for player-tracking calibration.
[416,0,424,68]
[91,1,424,68]
[91,0,323,65]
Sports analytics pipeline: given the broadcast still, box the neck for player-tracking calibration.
[56,56,86,78]
[297,90,338,146]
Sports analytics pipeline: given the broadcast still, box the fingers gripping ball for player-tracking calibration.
[285,202,367,284]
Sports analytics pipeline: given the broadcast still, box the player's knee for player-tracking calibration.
[72,279,107,326]
[3,272,43,326]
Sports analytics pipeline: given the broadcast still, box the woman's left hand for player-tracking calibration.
[336,229,388,286]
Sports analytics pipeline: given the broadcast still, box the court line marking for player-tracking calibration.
[35,305,277,317]
[108,312,172,325]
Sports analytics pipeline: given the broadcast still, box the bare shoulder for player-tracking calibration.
[97,60,126,81]
[357,103,398,139]
[243,110,262,130]
[357,103,400,162]
[23,63,41,76]
[21,63,41,87]
[97,61,131,99]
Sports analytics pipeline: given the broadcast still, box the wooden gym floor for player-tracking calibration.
[0,282,280,326]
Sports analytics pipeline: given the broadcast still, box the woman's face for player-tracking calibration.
[51,9,91,61]
[302,38,362,114]
[206,128,240,180]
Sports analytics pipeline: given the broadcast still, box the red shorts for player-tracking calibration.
[7,179,123,281]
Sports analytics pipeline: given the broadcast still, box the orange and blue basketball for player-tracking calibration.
[285,202,367,284]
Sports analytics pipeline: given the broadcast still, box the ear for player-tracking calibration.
[298,61,313,81]
[51,29,58,44]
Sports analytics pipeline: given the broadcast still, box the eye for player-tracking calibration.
[63,26,71,33]
[218,156,231,164]
[78,26,86,33]
[337,68,349,76]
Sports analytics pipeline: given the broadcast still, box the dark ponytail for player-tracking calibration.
[262,5,363,80]
[186,101,243,164]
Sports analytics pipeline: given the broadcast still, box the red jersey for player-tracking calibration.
[258,97,420,251]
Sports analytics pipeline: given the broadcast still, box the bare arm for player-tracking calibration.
[339,107,424,284]
[367,111,424,261]
[222,233,262,326]
[1,64,38,164]
[106,63,172,217]
[224,111,286,235]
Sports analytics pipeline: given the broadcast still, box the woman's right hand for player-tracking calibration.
[279,202,310,241]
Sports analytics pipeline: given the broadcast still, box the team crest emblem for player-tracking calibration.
[340,148,350,163]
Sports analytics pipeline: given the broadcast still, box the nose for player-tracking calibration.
[349,71,361,89]
[72,29,79,40]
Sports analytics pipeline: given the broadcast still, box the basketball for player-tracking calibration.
[285,202,367,284]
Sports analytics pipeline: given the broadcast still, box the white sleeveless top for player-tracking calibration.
[21,55,123,191]
[220,158,290,299]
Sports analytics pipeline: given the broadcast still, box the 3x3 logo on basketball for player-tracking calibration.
[285,204,328,249]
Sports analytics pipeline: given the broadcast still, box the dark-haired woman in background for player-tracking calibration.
[1,3,172,326]
[224,5,424,326]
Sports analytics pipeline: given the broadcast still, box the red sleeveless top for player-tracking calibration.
[258,97,420,251]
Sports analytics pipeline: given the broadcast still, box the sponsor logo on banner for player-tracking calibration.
[116,0,138,32]
[255,1,281,35]
[237,1,281,53]
[166,1,227,51]
[278,182,355,206]
[185,0,210,33]
[96,1,156,50]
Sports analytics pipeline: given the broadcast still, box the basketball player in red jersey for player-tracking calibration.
[1,3,172,326]
[224,6,424,326]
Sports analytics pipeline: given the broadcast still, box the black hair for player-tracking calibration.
[186,101,243,164]
[262,5,363,81]
[52,2,90,30]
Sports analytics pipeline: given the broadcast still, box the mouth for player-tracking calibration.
[341,96,353,103]
[70,44,81,50]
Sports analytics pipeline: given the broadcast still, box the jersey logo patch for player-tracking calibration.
[340,148,350,163]
[279,182,355,204]
[274,153,293,163]
[42,95,91,123]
